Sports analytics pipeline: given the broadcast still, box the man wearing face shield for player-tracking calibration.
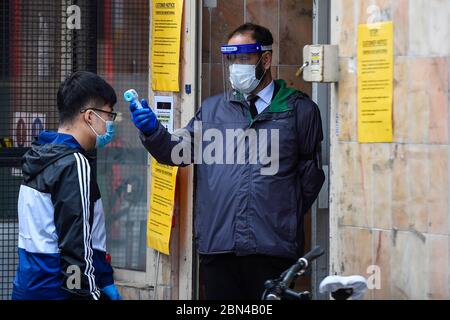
[13,71,122,300]
[129,23,325,300]
[221,42,272,104]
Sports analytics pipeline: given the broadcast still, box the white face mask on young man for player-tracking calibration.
[229,55,267,94]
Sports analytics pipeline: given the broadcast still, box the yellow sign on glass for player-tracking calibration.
[151,0,183,92]
[357,21,394,143]
[147,158,178,255]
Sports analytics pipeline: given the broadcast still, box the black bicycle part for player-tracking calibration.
[262,246,325,300]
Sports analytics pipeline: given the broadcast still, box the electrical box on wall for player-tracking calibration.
[302,45,339,83]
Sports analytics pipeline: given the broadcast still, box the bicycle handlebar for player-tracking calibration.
[302,246,325,265]
[263,246,325,300]
[281,246,325,286]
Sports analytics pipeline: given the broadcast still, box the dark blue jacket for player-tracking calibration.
[12,132,114,300]
[141,80,324,259]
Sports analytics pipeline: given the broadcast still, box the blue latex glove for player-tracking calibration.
[129,99,158,136]
[101,284,122,300]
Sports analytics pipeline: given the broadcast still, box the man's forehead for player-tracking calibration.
[227,32,255,45]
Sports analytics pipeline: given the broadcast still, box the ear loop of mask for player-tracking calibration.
[255,52,268,80]
[86,110,105,137]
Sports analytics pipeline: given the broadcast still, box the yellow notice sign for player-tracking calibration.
[151,0,183,92]
[147,158,178,255]
[357,21,394,143]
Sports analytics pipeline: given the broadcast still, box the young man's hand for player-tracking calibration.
[129,99,158,136]
[101,284,122,300]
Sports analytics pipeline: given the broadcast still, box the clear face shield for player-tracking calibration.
[221,43,272,101]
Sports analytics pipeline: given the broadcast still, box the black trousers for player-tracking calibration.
[200,253,295,300]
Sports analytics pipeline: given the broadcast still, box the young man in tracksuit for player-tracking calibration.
[12,71,122,300]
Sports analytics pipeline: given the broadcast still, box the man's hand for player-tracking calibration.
[101,284,122,300]
[129,99,158,136]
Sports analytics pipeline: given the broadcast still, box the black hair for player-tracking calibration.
[57,71,117,125]
[227,23,274,50]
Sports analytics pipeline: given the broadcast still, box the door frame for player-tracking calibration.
[311,0,331,300]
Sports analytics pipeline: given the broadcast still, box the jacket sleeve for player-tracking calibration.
[52,153,101,300]
[92,250,114,289]
[295,95,325,214]
[139,108,202,166]
[91,192,114,289]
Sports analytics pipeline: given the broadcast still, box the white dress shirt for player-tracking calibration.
[245,81,275,115]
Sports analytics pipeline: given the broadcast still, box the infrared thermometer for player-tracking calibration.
[124,89,142,109]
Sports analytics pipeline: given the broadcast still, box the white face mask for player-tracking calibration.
[229,57,266,94]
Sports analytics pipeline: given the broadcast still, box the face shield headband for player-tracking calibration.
[220,43,273,55]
